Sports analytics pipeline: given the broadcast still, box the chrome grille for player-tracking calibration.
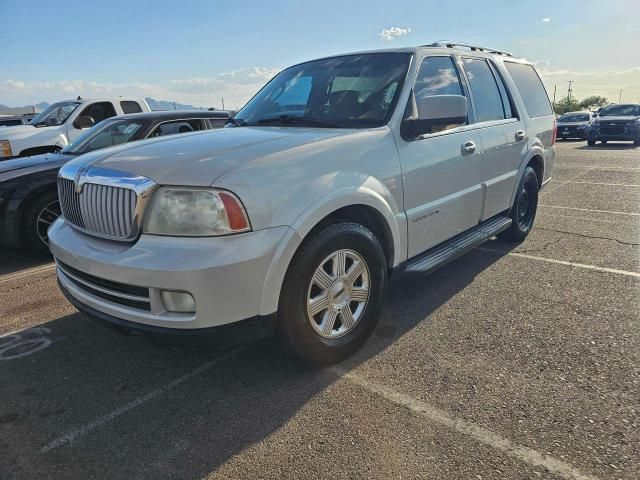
[57,165,156,241]
[58,178,137,238]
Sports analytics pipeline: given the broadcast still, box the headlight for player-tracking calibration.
[144,187,251,236]
[0,140,12,158]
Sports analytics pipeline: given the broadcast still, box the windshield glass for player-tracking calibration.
[235,53,411,128]
[559,113,590,122]
[599,104,640,117]
[29,101,81,127]
[63,119,146,154]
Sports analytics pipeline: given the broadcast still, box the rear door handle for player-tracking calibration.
[515,130,526,141]
[462,141,476,154]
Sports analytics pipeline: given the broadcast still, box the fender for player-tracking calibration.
[258,186,407,316]
[508,143,545,209]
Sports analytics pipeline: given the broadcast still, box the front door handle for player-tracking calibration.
[515,130,526,141]
[462,141,476,154]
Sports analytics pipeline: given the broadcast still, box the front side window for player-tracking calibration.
[414,56,464,99]
[235,53,411,128]
[63,119,145,154]
[504,62,553,118]
[77,102,118,125]
[29,102,80,127]
[462,58,505,123]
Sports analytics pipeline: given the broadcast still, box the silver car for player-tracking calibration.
[49,42,556,364]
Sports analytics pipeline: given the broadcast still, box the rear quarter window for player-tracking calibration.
[120,101,143,114]
[504,62,552,118]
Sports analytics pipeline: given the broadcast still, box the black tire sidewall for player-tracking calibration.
[278,222,387,365]
[23,190,58,251]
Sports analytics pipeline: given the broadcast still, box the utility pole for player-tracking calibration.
[552,84,557,110]
[619,90,623,102]
[567,81,574,105]
[222,97,225,110]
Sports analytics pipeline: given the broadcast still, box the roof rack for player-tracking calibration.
[425,41,513,57]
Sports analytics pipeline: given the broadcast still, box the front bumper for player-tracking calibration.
[49,218,292,330]
[588,125,639,141]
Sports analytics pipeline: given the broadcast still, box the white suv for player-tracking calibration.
[49,42,556,364]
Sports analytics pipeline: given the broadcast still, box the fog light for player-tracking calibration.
[161,290,196,313]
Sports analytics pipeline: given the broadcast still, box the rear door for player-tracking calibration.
[396,55,484,258]
[459,57,526,220]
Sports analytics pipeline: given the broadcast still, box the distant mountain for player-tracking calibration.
[145,97,206,111]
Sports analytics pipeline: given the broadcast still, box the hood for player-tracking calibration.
[595,115,640,122]
[0,124,37,139]
[0,152,71,175]
[64,126,357,186]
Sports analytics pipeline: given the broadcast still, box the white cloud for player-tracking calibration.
[541,17,551,23]
[0,67,281,110]
[378,26,411,41]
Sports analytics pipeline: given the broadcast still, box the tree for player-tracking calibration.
[578,96,609,111]
[554,95,580,114]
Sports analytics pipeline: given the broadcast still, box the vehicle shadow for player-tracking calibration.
[0,242,517,479]
[0,248,52,276]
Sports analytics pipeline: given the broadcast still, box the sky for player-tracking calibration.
[1,0,639,109]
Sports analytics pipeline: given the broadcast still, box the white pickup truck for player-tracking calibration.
[0,97,150,159]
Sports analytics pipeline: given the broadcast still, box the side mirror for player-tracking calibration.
[73,115,95,129]
[402,94,468,139]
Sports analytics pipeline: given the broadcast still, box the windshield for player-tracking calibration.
[559,113,590,122]
[63,119,146,155]
[29,101,81,127]
[234,53,411,128]
[599,104,640,117]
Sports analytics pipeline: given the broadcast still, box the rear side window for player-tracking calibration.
[78,102,117,124]
[208,118,227,129]
[504,62,552,118]
[120,101,143,114]
[461,58,504,123]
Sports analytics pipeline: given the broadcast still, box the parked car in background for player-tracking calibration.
[556,111,593,140]
[49,42,556,364]
[0,114,35,127]
[0,110,230,251]
[0,97,151,160]
[587,103,640,146]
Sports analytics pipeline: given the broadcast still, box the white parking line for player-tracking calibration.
[540,213,617,224]
[40,348,242,453]
[476,247,640,279]
[539,205,640,217]
[541,165,598,197]
[336,369,598,480]
[0,264,56,285]
[562,181,640,187]
[554,165,640,171]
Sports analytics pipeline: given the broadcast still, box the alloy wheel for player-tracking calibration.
[36,200,61,246]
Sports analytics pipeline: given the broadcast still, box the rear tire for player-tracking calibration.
[633,139,640,147]
[499,166,539,242]
[587,139,596,146]
[278,222,387,365]
[22,190,60,251]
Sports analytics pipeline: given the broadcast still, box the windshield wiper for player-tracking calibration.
[255,115,347,128]
[226,117,248,127]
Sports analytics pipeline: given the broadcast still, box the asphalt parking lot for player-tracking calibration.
[1,141,638,480]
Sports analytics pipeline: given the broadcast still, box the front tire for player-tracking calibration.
[587,139,596,146]
[23,190,61,251]
[278,222,387,365]
[499,166,539,242]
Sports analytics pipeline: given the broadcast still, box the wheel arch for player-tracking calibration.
[508,148,545,209]
[258,189,405,316]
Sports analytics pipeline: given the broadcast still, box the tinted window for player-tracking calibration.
[120,101,143,114]
[462,58,505,122]
[235,53,411,128]
[504,62,553,118]
[414,56,463,99]
[208,118,227,129]
[78,102,117,124]
[559,113,590,122]
[149,119,204,137]
[490,62,515,119]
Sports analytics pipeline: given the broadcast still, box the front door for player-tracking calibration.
[395,55,483,258]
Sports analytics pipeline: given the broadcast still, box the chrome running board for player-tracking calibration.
[401,214,512,276]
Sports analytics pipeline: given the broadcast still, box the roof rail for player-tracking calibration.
[425,41,513,57]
